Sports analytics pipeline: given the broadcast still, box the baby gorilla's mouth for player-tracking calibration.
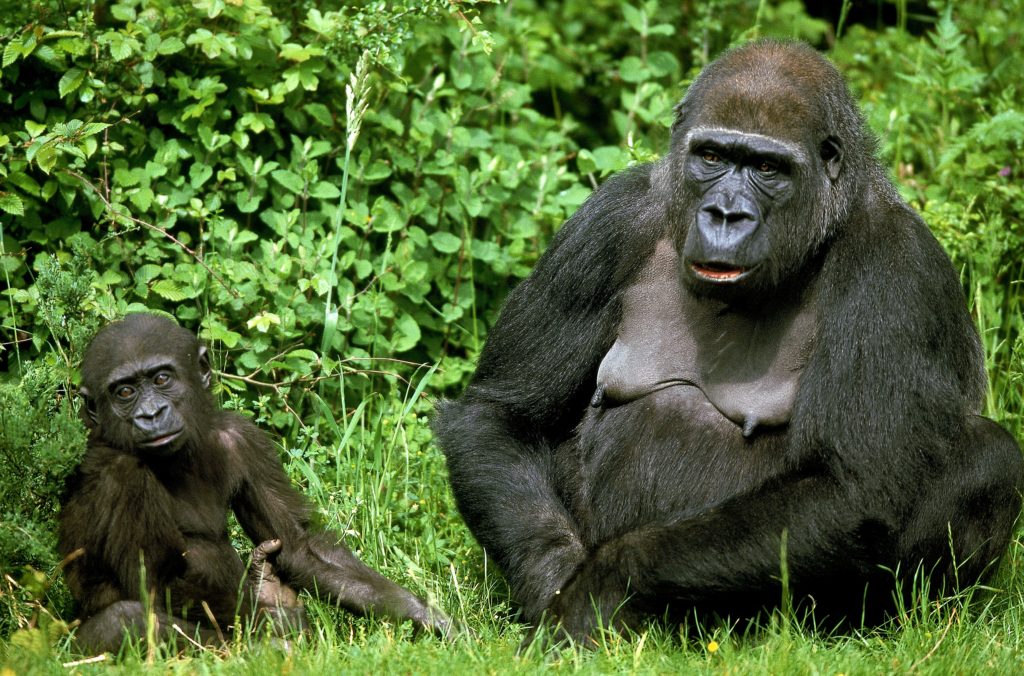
[140,430,183,448]
[690,262,747,282]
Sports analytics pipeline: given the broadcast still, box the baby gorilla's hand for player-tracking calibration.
[249,539,308,635]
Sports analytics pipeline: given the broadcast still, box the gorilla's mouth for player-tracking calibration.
[690,262,748,282]
[140,429,184,448]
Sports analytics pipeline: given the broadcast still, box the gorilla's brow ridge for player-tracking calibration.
[684,126,807,162]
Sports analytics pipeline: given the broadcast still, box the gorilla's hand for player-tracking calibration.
[249,539,309,634]
[544,539,640,645]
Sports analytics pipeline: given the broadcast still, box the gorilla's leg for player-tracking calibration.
[900,416,1022,592]
[74,600,222,654]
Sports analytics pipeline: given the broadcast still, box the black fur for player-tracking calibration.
[61,314,451,653]
[434,40,1023,641]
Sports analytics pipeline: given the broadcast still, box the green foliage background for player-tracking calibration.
[0,0,1022,668]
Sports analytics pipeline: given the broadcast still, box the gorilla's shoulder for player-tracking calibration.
[540,163,662,282]
[562,163,659,236]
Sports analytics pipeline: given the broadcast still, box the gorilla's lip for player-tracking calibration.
[139,429,184,448]
[690,262,748,282]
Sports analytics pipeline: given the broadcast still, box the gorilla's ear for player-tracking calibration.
[821,136,843,182]
[78,385,98,429]
[197,344,212,390]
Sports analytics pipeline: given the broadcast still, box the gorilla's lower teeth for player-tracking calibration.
[694,264,744,280]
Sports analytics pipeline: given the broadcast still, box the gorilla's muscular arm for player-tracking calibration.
[224,414,451,635]
[435,167,656,621]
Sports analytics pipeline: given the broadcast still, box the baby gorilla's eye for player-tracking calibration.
[116,386,135,399]
[154,372,171,386]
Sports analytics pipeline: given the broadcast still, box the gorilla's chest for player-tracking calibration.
[165,470,234,540]
[596,238,816,436]
[561,239,817,543]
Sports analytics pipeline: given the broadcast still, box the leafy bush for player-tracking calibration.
[0,0,1021,654]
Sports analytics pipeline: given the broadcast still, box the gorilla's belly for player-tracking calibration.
[560,385,789,548]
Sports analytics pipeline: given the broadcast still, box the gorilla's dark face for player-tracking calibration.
[80,314,213,455]
[101,357,191,453]
[668,41,864,302]
[680,127,799,289]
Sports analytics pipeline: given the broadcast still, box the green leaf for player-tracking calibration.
[203,322,241,348]
[286,349,319,362]
[361,161,392,182]
[0,193,25,215]
[303,102,333,127]
[371,198,404,232]
[647,51,679,77]
[619,56,648,83]
[393,313,422,352]
[151,279,187,301]
[58,67,86,98]
[189,163,213,189]
[271,169,305,194]
[158,37,186,55]
[430,231,462,254]
[236,191,260,213]
[622,5,646,34]
[80,122,111,137]
[129,187,154,211]
[309,181,340,199]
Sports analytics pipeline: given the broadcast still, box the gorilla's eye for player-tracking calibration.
[756,160,778,174]
[115,385,135,400]
[701,151,721,164]
[154,372,171,386]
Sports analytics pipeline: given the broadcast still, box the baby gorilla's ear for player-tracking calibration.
[197,344,211,390]
[78,385,98,428]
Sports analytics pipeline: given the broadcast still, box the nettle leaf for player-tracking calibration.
[2,40,22,67]
[371,198,405,233]
[129,187,155,211]
[80,122,110,137]
[189,163,213,189]
[98,31,138,61]
[303,102,333,127]
[622,5,647,34]
[286,349,319,362]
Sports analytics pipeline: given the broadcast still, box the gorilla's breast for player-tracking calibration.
[594,238,817,437]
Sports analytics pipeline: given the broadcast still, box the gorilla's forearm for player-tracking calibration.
[437,400,586,621]
[274,534,450,634]
[548,473,890,638]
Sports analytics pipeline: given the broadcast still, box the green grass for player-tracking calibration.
[3,370,1024,674]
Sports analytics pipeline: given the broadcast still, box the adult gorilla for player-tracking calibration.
[61,314,451,653]
[434,40,1022,641]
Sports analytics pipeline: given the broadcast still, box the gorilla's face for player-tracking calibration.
[80,314,213,456]
[678,126,798,290]
[669,121,845,304]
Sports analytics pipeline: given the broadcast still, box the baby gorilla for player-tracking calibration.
[60,313,451,653]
